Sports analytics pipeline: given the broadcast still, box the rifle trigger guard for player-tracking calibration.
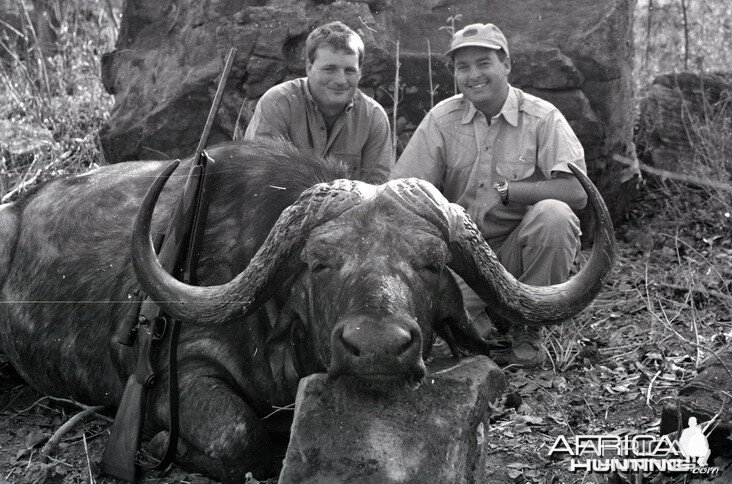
[154,315,169,340]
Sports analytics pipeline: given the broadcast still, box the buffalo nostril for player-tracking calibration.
[341,323,414,357]
[341,335,361,357]
[398,335,414,355]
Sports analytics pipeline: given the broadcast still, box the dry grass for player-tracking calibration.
[0,0,117,203]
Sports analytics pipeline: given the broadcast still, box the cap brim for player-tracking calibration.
[445,41,504,57]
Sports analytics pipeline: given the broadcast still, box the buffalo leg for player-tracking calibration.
[149,375,277,482]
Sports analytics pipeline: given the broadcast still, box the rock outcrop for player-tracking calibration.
[636,72,732,176]
[659,348,732,464]
[100,0,638,221]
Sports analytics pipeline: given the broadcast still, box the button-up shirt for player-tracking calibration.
[244,77,393,184]
[391,86,586,241]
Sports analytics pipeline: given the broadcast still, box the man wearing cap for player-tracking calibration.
[244,21,393,184]
[391,23,587,368]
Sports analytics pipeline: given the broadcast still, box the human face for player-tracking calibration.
[453,47,510,117]
[306,45,361,116]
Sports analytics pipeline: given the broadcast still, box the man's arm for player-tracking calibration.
[506,172,587,209]
[508,109,588,209]
[389,113,445,186]
[359,105,394,184]
[244,88,291,141]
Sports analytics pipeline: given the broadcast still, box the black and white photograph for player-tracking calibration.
[1,0,730,482]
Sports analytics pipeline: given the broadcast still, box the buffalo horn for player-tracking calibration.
[387,164,616,327]
[131,163,370,325]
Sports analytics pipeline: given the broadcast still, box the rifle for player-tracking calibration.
[101,47,237,482]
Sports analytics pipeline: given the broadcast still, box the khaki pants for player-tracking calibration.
[453,199,582,336]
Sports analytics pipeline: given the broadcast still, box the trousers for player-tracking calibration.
[453,199,582,335]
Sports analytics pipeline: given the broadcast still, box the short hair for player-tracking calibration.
[306,21,365,68]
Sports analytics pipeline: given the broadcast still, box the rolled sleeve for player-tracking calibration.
[537,109,586,178]
[390,113,445,187]
[359,105,394,184]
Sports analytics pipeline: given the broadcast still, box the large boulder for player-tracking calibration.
[636,72,732,176]
[100,0,637,222]
[659,348,732,463]
[279,356,507,483]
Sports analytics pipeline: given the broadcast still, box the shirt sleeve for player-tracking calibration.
[359,104,394,184]
[536,109,586,178]
[389,113,445,187]
[244,88,291,141]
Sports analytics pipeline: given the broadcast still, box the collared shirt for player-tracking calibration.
[244,77,393,184]
[391,85,586,241]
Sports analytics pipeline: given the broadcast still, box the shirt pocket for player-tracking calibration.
[496,146,536,181]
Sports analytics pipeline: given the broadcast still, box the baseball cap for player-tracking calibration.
[445,23,509,58]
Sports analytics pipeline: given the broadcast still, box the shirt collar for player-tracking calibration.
[303,77,356,113]
[461,85,519,127]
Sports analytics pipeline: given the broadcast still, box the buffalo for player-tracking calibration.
[0,139,614,480]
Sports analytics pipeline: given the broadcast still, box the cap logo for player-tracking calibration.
[462,28,478,37]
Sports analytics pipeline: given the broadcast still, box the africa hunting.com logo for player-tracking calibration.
[547,416,719,476]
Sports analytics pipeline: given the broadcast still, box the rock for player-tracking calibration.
[279,356,506,484]
[636,72,732,174]
[510,47,584,90]
[659,348,732,462]
[100,0,637,222]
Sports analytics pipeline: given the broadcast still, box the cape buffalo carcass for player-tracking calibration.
[0,138,615,481]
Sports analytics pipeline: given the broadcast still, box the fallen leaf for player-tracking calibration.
[535,378,553,388]
[515,415,545,426]
[547,412,567,425]
[524,469,541,478]
[24,429,47,449]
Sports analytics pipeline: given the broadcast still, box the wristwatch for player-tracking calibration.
[493,180,509,205]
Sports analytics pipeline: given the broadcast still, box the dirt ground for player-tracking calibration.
[1,187,731,483]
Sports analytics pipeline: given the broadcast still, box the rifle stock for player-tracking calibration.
[101,374,145,482]
[102,318,157,481]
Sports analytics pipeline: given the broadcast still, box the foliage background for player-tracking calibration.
[634,0,732,90]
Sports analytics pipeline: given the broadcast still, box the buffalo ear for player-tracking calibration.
[433,271,492,357]
[266,273,307,345]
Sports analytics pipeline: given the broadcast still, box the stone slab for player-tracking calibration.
[660,348,732,461]
[278,356,506,484]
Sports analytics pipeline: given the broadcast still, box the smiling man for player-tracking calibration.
[244,21,393,183]
[391,23,588,368]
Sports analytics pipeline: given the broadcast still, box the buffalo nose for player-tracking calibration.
[340,322,413,357]
[330,317,426,381]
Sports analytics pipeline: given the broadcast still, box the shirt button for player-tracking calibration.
[479,183,485,188]
[484,147,490,151]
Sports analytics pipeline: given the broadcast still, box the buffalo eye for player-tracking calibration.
[309,261,330,273]
[307,256,342,274]
[415,261,443,275]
